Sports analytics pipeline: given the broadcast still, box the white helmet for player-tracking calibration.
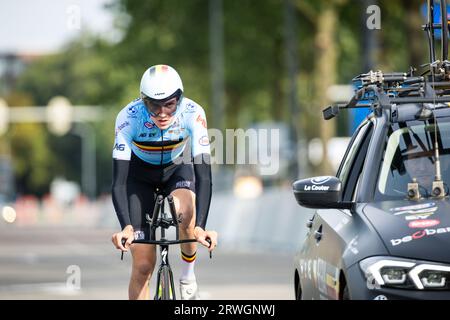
[140,64,183,101]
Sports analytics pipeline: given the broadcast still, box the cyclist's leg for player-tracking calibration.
[129,244,156,299]
[164,163,197,260]
[171,188,196,256]
[127,174,157,300]
[165,163,200,299]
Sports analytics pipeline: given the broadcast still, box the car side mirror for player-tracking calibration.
[292,176,352,209]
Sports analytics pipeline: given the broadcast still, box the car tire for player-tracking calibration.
[295,282,302,300]
[342,285,350,300]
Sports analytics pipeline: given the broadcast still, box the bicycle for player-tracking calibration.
[120,190,211,300]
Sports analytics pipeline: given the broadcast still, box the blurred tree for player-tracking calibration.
[13,35,122,196]
[3,94,53,196]
[9,0,434,193]
[293,0,348,175]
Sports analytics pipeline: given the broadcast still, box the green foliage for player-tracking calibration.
[8,0,432,194]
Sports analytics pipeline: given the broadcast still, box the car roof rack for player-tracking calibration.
[324,0,450,121]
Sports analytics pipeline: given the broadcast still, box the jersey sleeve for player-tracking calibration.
[112,159,131,229]
[112,109,134,160]
[189,106,211,158]
[187,104,212,229]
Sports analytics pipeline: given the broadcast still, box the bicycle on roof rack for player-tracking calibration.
[292,1,450,300]
[323,0,450,201]
[324,0,450,115]
[120,190,211,300]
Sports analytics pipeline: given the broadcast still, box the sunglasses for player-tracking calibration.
[142,96,179,117]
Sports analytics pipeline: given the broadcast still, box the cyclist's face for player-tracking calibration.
[143,97,178,129]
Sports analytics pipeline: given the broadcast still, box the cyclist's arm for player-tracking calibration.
[193,153,212,229]
[112,108,134,229]
[112,159,132,229]
[189,105,212,230]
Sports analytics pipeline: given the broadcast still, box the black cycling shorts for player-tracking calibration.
[127,153,195,240]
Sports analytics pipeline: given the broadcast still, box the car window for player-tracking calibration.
[338,119,373,202]
[375,117,450,201]
[337,120,372,184]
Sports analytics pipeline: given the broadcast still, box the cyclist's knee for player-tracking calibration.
[171,189,195,226]
[178,201,195,229]
[179,214,195,231]
[133,258,156,277]
[131,245,156,276]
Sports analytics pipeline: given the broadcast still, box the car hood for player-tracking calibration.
[363,199,450,263]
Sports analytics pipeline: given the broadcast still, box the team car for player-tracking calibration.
[292,0,450,300]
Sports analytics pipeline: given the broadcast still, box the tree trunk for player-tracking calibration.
[404,0,427,69]
[313,5,337,175]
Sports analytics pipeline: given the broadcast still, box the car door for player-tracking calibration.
[309,119,374,300]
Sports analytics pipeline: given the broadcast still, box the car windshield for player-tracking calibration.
[375,116,450,201]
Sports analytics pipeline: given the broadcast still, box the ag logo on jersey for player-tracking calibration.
[127,105,138,116]
[114,143,125,151]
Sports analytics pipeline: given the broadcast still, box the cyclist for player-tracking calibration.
[111,64,217,300]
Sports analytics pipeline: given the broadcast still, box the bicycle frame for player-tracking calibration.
[123,192,196,300]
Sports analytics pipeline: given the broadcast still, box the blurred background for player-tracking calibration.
[0,0,429,299]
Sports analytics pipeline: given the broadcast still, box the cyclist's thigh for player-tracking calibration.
[170,189,195,213]
[127,176,156,240]
[164,163,195,195]
[165,163,196,221]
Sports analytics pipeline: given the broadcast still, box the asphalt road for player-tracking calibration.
[0,226,294,300]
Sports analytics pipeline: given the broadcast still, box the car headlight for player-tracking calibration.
[409,264,450,290]
[360,256,450,290]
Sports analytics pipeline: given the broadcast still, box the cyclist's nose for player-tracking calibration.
[157,112,169,119]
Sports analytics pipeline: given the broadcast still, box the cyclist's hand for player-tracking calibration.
[194,226,218,252]
[112,225,134,252]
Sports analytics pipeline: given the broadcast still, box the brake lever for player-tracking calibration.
[206,238,212,259]
[120,239,126,261]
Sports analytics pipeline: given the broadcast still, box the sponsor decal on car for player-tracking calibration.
[311,176,331,185]
[391,202,436,215]
[408,219,440,228]
[391,202,439,221]
[404,212,436,221]
[304,185,330,191]
[390,226,450,246]
[316,258,339,300]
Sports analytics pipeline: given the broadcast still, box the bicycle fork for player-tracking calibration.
[154,244,176,300]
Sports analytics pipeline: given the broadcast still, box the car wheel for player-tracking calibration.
[342,285,350,300]
[295,282,302,300]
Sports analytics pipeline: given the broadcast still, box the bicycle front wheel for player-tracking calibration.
[155,265,175,300]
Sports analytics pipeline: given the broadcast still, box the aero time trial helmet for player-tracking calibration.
[140,64,183,102]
